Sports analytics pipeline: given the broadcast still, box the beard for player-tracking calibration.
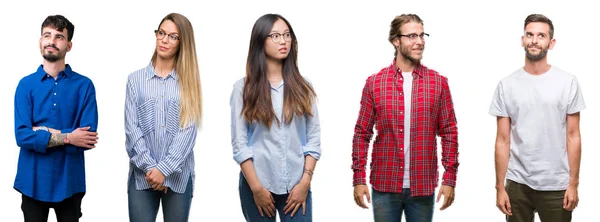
[524,43,549,61]
[399,45,423,64]
[42,45,65,62]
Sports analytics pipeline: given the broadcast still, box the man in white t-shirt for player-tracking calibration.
[489,14,585,222]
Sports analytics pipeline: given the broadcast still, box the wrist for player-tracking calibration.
[250,183,263,193]
[495,184,505,191]
[568,180,579,188]
[64,133,71,144]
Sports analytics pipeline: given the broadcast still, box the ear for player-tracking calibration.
[67,41,72,52]
[520,35,525,47]
[393,37,400,48]
[548,38,556,50]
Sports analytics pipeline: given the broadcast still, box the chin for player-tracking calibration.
[157,51,176,60]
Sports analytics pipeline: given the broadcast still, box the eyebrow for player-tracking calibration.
[269,30,290,34]
[42,32,66,38]
[159,29,179,35]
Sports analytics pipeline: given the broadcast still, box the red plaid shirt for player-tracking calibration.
[352,59,459,197]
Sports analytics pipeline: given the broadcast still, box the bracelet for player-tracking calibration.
[303,168,314,177]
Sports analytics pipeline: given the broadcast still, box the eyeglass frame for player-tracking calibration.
[154,29,180,43]
[267,32,292,43]
[396,33,429,42]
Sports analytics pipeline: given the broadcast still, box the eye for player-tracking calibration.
[284,33,291,38]
[409,34,418,39]
[159,30,166,36]
[170,35,179,41]
[271,33,281,39]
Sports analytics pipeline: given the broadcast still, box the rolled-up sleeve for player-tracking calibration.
[230,83,253,164]
[302,96,321,160]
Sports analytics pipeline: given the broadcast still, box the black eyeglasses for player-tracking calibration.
[397,33,429,42]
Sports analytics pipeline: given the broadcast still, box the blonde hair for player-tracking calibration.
[152,13,202,128]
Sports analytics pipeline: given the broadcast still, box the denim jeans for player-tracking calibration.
[372,188,434,222]
[127,174,193,222]
[238,172,312,222]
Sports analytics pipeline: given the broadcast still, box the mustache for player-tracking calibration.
[526,44,541,49]
[44,44,59,51]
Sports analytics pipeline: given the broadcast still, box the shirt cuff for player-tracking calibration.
[442,172,457,187]
[353,170,367,186]
[303,150,321,160]
[157,161,173,178]
[234,148,254,165]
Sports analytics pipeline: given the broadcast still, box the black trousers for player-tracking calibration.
[21,192,85,222]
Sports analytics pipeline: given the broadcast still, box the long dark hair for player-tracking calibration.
[242,14,316,129]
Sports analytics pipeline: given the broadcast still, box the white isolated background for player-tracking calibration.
[0,0,597,221]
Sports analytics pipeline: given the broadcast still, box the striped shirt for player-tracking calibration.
[352,59,459,197]
[230,78,321,195]
[125,62,197,194]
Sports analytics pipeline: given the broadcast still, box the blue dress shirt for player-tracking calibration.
[13,64,98,202]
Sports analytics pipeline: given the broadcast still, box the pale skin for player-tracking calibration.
[34,27,99,149]
[495,22,580,215]
[144,19,181,193]
[239,18,317,218]
[354,21,455,211]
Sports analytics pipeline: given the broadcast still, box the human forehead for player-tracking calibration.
[400,21,424,34]
[270,19,289,33]
[41,26,68,36]
[159,20,179,33]
[524,22,550,34]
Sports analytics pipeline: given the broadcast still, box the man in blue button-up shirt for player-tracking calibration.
[13,15,99,222]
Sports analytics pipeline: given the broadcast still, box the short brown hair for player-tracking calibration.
[524,14,554,39]
[388,14,423,56]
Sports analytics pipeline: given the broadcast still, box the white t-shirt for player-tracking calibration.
[402,72,412,188]
[489,66,585,190]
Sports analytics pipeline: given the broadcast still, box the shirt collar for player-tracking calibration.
[390,58,425,78]
[145,61,178,80]
[38,64,74,81]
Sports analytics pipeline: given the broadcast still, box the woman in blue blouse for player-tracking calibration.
[230,14,321,222]
[124,13,202,222]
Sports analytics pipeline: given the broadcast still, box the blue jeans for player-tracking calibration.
[239,172,312,222]
[127,174,193,222]
[372,188,434,222]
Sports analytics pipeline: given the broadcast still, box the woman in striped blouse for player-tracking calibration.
[124,13,202,222]
[230,14,322,222]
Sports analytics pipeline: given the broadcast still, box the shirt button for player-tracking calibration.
[400,78,403,80]
[400,111,403,115]
[53,103,56,106]
[55,82,58,85]
[400,129,403,132]
[161,125,165,128]
[400,93,403,96]
[54,93,57,96]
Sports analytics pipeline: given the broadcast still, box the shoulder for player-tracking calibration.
[418,64,448,81]
[233,77,245,90]
[550,66,577,81]
[127,66,151,82]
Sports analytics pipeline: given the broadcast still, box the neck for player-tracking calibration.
[42,59,66,78]
[266,58,283,82]
[154,56,175,78]
[524,57,550,75]
[395,55,417,73]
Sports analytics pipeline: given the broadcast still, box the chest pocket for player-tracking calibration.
[137,98,155,135]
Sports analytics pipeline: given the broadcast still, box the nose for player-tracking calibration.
[161,36,169,44]
[415,36,424,45]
